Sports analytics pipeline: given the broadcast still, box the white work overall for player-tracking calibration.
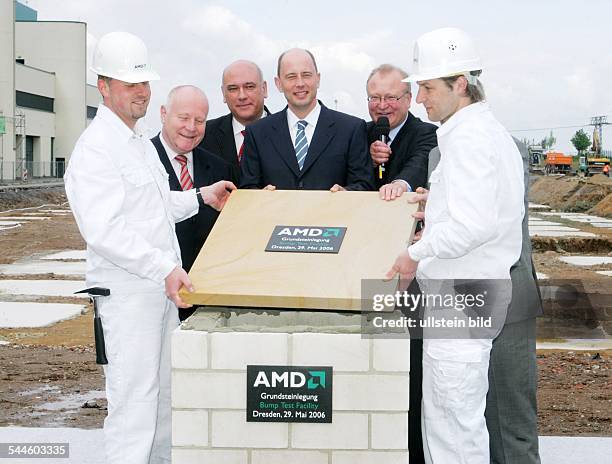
[65,104,198,463]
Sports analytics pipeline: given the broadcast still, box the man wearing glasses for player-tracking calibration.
[366,64,437,200]
[200,60,271,183]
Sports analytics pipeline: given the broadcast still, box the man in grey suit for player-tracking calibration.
[427,139,542,464]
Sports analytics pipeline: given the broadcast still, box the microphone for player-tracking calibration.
[374,117,390,180]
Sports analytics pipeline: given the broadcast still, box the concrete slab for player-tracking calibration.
[596,271,612,277]
[0,216,51,220]
[539,436,612,463]
[0,224,21,231]
[528,216,543,221]
[559,256,612,266]
[0,302,85,328]
[528,203,551,210]
[590,222,612,228]
[0,221,20,226]
[0,280,87,298]
[537,339,612,351]
[0,427,104,464]
[0,261,86,277]
[40,209,71,213]
[529,230,597,238]
[40,251,86,261]
[529,226,581,232]
[21,212,60,216]
[528,220,563,226]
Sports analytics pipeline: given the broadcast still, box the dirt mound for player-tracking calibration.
[529,174,612,217]
[0,186,67,211]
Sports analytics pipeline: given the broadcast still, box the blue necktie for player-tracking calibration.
[295,120,309,170]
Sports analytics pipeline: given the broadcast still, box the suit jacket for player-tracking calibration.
[367,113,438,190]
[199,106,271,183]
[428,139,543,323]
[151,135,234,272]
[239,103,375,190]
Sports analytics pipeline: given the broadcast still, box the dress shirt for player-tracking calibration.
[232,112,267,156]
[64,104,199,292]
[160,133,193,182]
[287,102,321,147]
[407,102,524,280]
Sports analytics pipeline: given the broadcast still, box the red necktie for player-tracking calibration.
[175,154,193,191]
[238,129,246,163]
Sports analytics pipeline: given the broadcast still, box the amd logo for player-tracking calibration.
[277,227,340,237]
[253,370,326,389]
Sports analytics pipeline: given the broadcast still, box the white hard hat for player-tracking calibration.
[90,32,159,83]
[402,27,482,83]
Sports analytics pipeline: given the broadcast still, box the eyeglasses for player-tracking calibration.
[367,92,410,104]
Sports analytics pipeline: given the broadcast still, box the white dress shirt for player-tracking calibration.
[408,102,524,280]
[64,104,199,291]
[160,133,193,182]
[232,112,267,156]
[287,102,321,147]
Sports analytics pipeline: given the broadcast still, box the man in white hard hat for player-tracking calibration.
[64,32,235,464]
[386,28,525,464]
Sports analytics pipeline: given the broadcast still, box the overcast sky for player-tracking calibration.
[26,0,612,154]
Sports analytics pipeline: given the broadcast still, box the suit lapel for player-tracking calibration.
[269,109,301,177]
[192,147,212,187]
[217,113,238,166]
[152,135,182,191]
[301,104,335,175]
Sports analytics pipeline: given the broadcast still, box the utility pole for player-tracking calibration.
[588,115,610,154]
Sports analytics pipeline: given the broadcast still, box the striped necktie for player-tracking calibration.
[238,129,246,163]
[175,154,193,191]
[294,120,309,170]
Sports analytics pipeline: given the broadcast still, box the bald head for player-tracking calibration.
[277,48,318,77]
[274,48,320,118]
[221,60,268,126]
[160,85,209,155]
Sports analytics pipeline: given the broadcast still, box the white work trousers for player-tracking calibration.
[99,289,179,464]
[421,338,493,464]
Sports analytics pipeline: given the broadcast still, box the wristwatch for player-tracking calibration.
[195,187,206,207]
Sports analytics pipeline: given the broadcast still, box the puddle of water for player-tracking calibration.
[37,390,105,411]
[18,385,60,397]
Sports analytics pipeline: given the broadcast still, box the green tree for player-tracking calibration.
[571,129,591,154]
[541,130,556,150]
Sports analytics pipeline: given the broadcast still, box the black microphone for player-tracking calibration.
[374,117,390,180]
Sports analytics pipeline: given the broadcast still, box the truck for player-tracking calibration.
[578,156,610,176]
[544,151,573,175]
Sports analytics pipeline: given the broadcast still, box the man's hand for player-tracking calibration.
[370,140,392,165]
[379,181,407,201]
[165,266,193,309]
[385,249,418,291]
[408,187,428,243]
[330,184,346,192]
[263,184,276,191]
[200,180,236,211]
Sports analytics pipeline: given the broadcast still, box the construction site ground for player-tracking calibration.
[0,176,610,436]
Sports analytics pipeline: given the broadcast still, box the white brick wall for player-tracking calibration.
[332,451,410,464]
[172,410,208,447]
[172,371,244,409]
[371,413,408,450]
[211,411,288,448]
[251,450,328,464]
[172,330,207,369]
[172,449,248,464]
[372,338,410,372]
[292,413,368,449]
[211,332,289,369]
[172,325,411,464]
[333,374,409,411]
[292,333,370,371]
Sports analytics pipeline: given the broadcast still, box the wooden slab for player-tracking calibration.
[183,190,418,311]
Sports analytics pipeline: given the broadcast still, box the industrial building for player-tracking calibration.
[0,0,99,182]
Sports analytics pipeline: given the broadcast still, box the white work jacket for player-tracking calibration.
[408,102,524,280]
[65,104,199,292]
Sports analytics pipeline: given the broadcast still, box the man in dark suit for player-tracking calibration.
[199,60,270,183]
[240,48,375,191]
[366,64,437,200]
[152,85,234,320]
